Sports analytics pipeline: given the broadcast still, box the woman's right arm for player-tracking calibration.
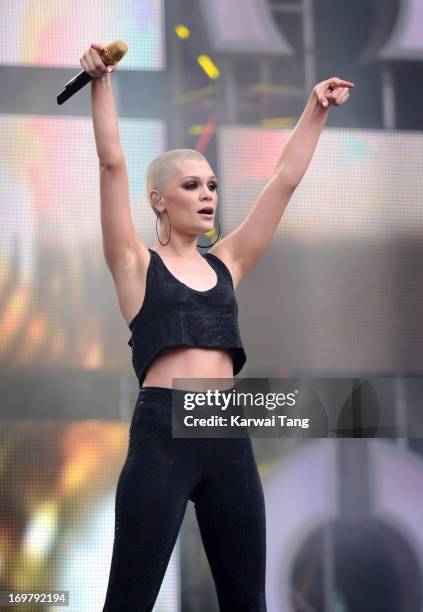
[82,43,148,271]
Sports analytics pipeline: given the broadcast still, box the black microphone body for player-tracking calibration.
[57,70,93,105]
[57,40,128,105]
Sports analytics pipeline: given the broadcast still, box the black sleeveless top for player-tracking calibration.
[127,248,247,388]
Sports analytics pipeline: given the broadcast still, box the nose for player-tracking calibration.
[200,188,213,200]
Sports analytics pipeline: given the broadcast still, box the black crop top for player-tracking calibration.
[127,248,247,388]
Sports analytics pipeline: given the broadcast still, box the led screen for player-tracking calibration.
[0,419,180,611]
[217,126,423,374]
[0,114,165,372]
[0,0,165,70]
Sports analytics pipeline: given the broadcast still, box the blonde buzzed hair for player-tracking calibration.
[145,149,209,217]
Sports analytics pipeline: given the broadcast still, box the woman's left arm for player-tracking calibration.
[210,77,355,282]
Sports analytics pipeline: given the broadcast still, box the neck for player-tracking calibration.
[154,230,201,259]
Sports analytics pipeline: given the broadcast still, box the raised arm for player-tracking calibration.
[210,77,355,283]
[82,43,147,270]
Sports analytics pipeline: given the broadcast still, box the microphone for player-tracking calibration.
[57,40,128,105]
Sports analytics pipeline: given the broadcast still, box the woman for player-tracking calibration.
[81,42,354,611]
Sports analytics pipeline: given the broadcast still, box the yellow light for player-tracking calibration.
[175,24,190,39]
[197,55,220,79]
[189,125,207,135]
[175,84,215,105]
[205,227,220,241]
[260,117,295,128]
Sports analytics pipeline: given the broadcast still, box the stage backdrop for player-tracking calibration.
[217,125,423,376]
[0,0,165,70]
[1,119,423,610]
[2,123,422,377]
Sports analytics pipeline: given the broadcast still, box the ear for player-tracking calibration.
[151,190,165,215]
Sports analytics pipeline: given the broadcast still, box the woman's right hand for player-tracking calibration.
[80,43,118,78]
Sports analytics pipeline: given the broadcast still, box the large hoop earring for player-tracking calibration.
[197,219,221,248]
[156,210,171,246]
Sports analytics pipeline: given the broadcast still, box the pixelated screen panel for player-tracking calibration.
[1,0,165,70]
[218,126,423,241]
[217,126,423,374]
[0,115,165,371]
[0,419,180,611]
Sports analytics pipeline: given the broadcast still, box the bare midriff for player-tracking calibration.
[142,346,235,391]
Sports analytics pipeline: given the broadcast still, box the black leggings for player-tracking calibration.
[102,385,267,611]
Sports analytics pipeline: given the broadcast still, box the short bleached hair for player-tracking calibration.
[145,149,210,217]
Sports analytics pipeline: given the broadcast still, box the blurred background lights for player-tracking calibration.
[197,55,220,79]
[23,501,58,559]
[175,24,190,39]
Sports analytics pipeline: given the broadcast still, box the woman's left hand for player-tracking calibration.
[313,77,355,109]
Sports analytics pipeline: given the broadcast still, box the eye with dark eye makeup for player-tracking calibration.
[182,181,218,191]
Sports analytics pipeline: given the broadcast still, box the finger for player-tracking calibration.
[316,87,329,107]
[337,90,350,106]
[83,52,96,76]
[81,53,94,77]
[328,77,355,90]
[339,86,350,98]
[89,47,108,76]
[80,57,89,74]
[331,89,350,106]
[90,42,105,53]
[331,87,347,101]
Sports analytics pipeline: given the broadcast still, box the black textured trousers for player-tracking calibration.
[102,385,267,611]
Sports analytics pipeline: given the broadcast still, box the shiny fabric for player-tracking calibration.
[102,385,267,612]
[128,248,247,388]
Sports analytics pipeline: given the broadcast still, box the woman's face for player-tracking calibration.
[159,159,218,235]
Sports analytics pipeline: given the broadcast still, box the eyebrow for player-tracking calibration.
[181,175,217,180]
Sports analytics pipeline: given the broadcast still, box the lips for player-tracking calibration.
[198,207,214,214]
